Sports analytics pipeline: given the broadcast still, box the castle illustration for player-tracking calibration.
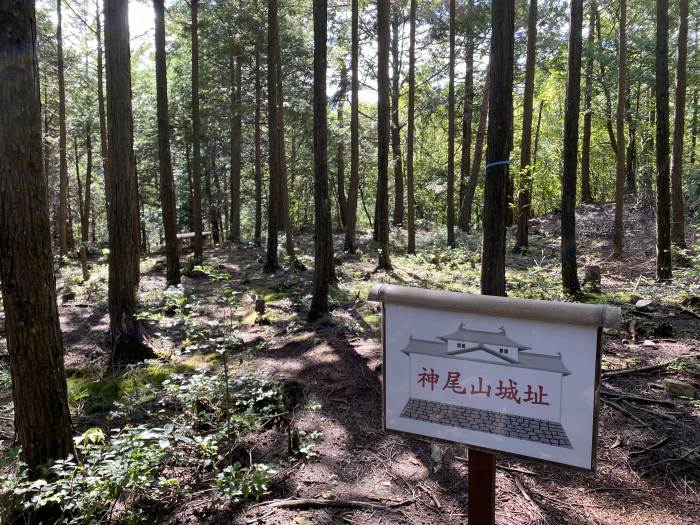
[399,323,573,448]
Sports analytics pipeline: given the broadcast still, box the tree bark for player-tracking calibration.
[459,66,490,233]
[265,0,281,272]
[344,0,360,253]
[446,0,456,247]
[580,0,595,203]
[309,0,333,320]
[561,0,583,296]
[57,0,68,257]
[612,0,627,258]
[656,0,672,279]
[481,0,514,297]
[229,52,242,243]
[377,0,392,270]
[670,0,688,248]
[625,88,638,193]
[104,0,144,356]
[154,0,180,286]
[458,3,474,232]
[391,3,404,226]
[0,1,74,478]
[514,0,538,252]
[191,0,204,259]
[406,0,416,253]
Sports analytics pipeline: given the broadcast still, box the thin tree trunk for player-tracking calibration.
[191,0,204,259]
[336,62,348,229]
[530,99,545,216]
[377,0,392,270]
[625,88,638,193]
[561,0,584,296]
[0,1,74,479]
[596,9,618,155]
[656,0,672,279]
[406,0,417,253]
[344,0,360,253]
[154,0,180,285]
[229,52,242,243]
[277,59,297,260]
[670,0,688,248]
[458,5,474,232]
[580,0,595,203]
[459,66,490,233]
[265,0,281,271]
[691,89,698,166]
[104,0,145,357]
[254,32,263,246]
[446,0,456,246]
[481,0,514,296]
[612,0,627,258]
[96,0,110,232]
[83,125,92,244]
[57,0,68,257]
[514,0,538,252]
[185,143,194,230]
[391,3,404,226]
[309,0,332,319]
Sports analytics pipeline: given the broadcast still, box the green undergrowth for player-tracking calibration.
[2,366,320,524]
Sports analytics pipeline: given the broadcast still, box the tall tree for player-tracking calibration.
[561,0,584,296]
[154,0,181,286]
[57,0,68,257]
[472,2,514,521]
[580,0,595,204]
[656,0,672,279]
[458,0,474,232]
[377,0,392,270]
[670,0,688,248]
[96,0,109,224]
[406,0,416,253]
[265,0,281,272]
[446,0,456,247]
[343,0,360,253]
[391,2,404,226]
[612,0,627,258]
[253,10,263,246]
[104,0,143,355]
[514,0,538,252]
[309,0,333,320]
[459,67,490,232]
[691,89,698,166]
[229,51,242,243]
[191,0,204,259]
[0,0,74,477]
[481,1,514,297]
[336,62,348,228]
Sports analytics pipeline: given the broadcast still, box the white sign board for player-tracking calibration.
[372,285,618,471]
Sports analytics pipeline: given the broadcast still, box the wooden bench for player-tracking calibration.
[176,231,212,253]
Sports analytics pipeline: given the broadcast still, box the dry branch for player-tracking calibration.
[601,352,700,378]
[252,497,414,513]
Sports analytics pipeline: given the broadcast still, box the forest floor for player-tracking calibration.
[1,199,700,524]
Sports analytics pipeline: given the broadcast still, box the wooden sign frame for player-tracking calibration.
[369,284,620,472]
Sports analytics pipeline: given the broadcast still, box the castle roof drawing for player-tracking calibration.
[438,323,531,350]
[401,325,571,375]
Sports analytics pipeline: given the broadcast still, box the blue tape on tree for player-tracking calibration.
[485,160,511,169]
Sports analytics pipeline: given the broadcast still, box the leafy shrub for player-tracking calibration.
[214,463,274,502]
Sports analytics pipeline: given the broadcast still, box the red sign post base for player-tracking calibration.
[467,450,496,524]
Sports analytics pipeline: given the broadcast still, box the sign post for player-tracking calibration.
[369,284,620,522]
